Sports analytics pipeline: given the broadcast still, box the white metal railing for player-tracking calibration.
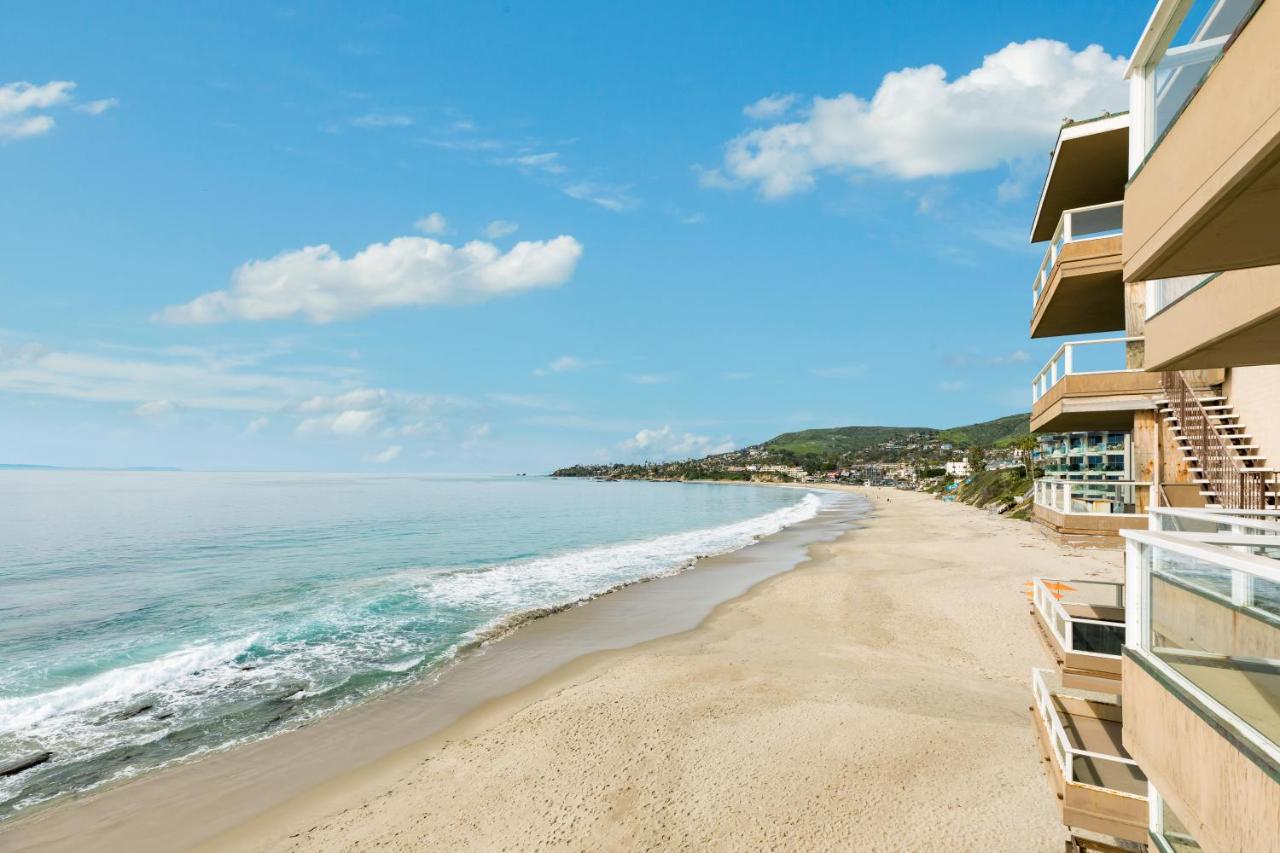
[1122,528,1280,765]
[1031,577,1126,659]
[1149,507,1280,536]
[1031,337,1143,404]
[1032,201,1125,308]
[1035,479,1149,516]
[1031,667,1142,786]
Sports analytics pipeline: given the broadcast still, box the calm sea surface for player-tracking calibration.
[0,472,824,817]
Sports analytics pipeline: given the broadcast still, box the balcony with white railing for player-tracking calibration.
[1030,577,1126,691]
[1125,527,1280,751]
[1121,525,1280,847]
[1029,667,1148,843]
[1029,337,1159,433]
[1029,202,1125,339]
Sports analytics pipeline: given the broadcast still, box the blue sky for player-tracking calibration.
[0,2,1142,471]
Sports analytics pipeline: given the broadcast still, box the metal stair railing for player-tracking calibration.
[1162,371,1270,510]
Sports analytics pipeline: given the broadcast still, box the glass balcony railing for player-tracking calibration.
[1123,527,1280,761]
[1031,337,1142,404]
[1035,479,1148,516]
[1031,201,1124,308]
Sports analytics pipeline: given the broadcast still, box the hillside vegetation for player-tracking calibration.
[764,413,1028,460]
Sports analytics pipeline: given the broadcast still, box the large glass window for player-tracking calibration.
[1152,0,1256,145]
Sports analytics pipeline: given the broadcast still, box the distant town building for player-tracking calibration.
[945,460,972,477]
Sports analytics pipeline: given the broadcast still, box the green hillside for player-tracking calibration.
[764,413,1028,458]
[937,413,1030,448]
[763,425,931,458]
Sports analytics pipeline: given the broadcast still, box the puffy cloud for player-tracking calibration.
[0,80,75,140]
[159,233,584,324]
[367,445,402,464]
[742,93,797,120]
[483,219,519,239]
[703,40,1128,198]
[414,212,448,235]
[619,425,736,460]
[246,416,270,433]
[625,373,673,385]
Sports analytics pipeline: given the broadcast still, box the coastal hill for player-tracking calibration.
[765,413,1028,459]
[552,413,1030,480]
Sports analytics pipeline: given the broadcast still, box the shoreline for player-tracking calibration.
[0,483,865,852]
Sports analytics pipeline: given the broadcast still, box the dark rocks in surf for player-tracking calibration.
[1,751,52,777]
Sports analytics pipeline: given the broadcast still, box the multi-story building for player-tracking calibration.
[1027,3,1280,850]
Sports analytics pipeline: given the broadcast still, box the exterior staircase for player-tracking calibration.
[1158,371,1278,510]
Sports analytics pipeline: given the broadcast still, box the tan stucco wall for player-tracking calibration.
[1122,657,1280,852]
[1124,1,1280,280]
[1224,364,1280,480]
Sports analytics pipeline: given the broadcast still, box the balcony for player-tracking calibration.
[1143,267,1280,371]
[1121,525,1280,851]
[1030,337,1160,432]
[1030,577,1126,691]
[1033,480,1151,540]
[1030,202,1124,339]
[1125,0,1280,281]
[1030,668,1148,844]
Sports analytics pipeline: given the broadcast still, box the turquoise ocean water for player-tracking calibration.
[0,472,825,817]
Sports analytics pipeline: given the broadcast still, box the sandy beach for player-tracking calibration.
[3,486,1122,852]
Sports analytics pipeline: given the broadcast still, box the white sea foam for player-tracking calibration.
[418,491,825,616]
[0,636,256,735]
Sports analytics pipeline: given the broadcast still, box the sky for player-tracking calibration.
[0,1,1145,472]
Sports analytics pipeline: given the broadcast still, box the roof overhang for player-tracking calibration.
[1030,113,1130,243]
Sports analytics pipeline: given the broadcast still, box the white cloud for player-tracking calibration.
[0,339,328,411]
[493,151,565,173]
[135,399,181,418]
[937,380,969,393]
[626,373,673,385]
[563,182,636,212]
[705,39,1127,198]
[75,98,119,116]
[483,219,519,239]
[293,387,469,440]
[743,93,797,120]
[159,233,584,324]
[350,113,413,128]
[0,80,75,140]
[534,355,592,377]
[367,445,402,464]
[811,365,867,380]
[246,416,270,433]
[414,212,448,235]
[619,425,735,460]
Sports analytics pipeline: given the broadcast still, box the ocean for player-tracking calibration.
[0,472,831,818]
